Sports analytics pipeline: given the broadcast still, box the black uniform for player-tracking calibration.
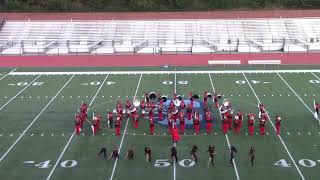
[112,149,119,159]
[171,147,178,163]
[190,145,198,162]
[229,146,237,166]
[207,145,216,166]
[249,147,255,166]
[127,148,134,160]
[144,147,152,162]
[98,147,107,159]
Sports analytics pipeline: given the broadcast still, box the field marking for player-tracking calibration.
[0,75,41,111]
[208,73,240,180]
[46,74,110,180]
[8,69,320,76]
[0,68,16,81]
[242,73,305,180]
[109,74,143,180]
[0,75,75,163]
[277,73,320,124]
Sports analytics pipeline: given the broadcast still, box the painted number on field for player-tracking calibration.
[235,80,269,84]
[163,81,188,85]
[25,160,77,168]
[81,81,116,86]
[275,159,318,168]
[309,80,320,84]
[8,82,44,86]
[154,159,195,168]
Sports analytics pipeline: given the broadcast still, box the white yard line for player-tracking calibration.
[0,68,16,81]
[8,69,320,76]
[109,74,143,180]
[208,73,240,180]
[174,68,177,94]
[242,73,305,180]
[46,74,110,180]
[277,73,319,124]
[173,69,177,180]
[0,75,41,111]
[0,74,75,163]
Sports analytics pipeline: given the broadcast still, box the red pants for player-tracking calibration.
[248,126,254,136]
[150,126,154,135]
[214,101,219,108]
[206,123,212,134]
[115,127,121,136]
[194,124,200,135]
[158,112,163,121]
[234,126,240,135]
[228,119,232,130]
[92,126,98,135]
[75,125,81,135]
[203,101,207,108]
[133,120,139,129]
[276,125,281,135]
[180,124,185,134]
[223,124,228,134]
[168,126,173,134]
[260,126,265,135]
[187,113,192,120]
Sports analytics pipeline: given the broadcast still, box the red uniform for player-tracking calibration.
[172,124,180,143]
[315,102,320,115]
[213,93,219,108]
[205,111,213,134]
[115,117,121,136]
[237,112,243,129]
[203,91,208,108]
[92,119,98,135]
[234,115,240,135]
[75,117,81,135]
[179,111,185,134]
[132,112,139,129]
[275,115,282,135]
[158,105,163,121]
[222,115,229,134]
[168,115,174,134]
[247,113,255,136]
[189,92,194,108]
[140,100,146,117]
[193,113,200,135]
[186,104,192,120]
[259,103,266,118]
[259,114,267,135]
[227,112,233,131]
[107,111,113,128]
[149,117,155,135]
[180,100,186,110]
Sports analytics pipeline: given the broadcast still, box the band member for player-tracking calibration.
[234,115,241,135]
[186,103,193,120]
[75,114,81,135]
[222,114,229,134]
[259,103,266,118]
[140,99,146,117]
[213,93,219,108]
[144,147,152,162]
[158,101,163,121]
[180,99,186,110]
[193,112,200,135]
[91,116,99,135]
[207,145,216,167]
[145,92,150,103]
[205,110,213,134]
[97,147,107,159]
[179,111,185,134]
[227,111,233,130]
[107,111,113,128]
[170,146,178,163]
[248,146,255,166]
[168,114,174,134]
[132,110,139,129]
[203,91,208,108]
[115,116,121,136]
[259,113,267,135]
[237,111,244,130]
[314,101,319,118]
[190,145,198,162]
[247,113,255,136]
[172,123,180,143]
[108,148,119,160]
[275,114,282,135]
[189,92,194,108]
[149,116,155,135]
[125,147,134,160]
[80,102,88,114]
[229,146,237,166]
[125,100,131,118]
[116,101,123,116]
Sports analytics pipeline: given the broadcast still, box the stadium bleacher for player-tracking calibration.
[0,18,320,55]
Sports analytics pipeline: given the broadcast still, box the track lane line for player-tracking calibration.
[243,73,305,180]
[0,74,75,163]
[277,73,319,124]
[0,68,16,81]
[0,75,41,111]
[109,74,143,180]
[46,74,110,180]
[208,73,240,180]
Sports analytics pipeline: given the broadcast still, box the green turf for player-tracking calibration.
[0,67,319,180]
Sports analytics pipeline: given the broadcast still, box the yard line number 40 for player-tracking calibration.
[275,159,319,168]
[24,160,77,168]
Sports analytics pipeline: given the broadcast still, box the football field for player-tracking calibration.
[0,66,320,180]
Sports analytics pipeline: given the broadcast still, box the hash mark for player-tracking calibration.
[10,134,13,137]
